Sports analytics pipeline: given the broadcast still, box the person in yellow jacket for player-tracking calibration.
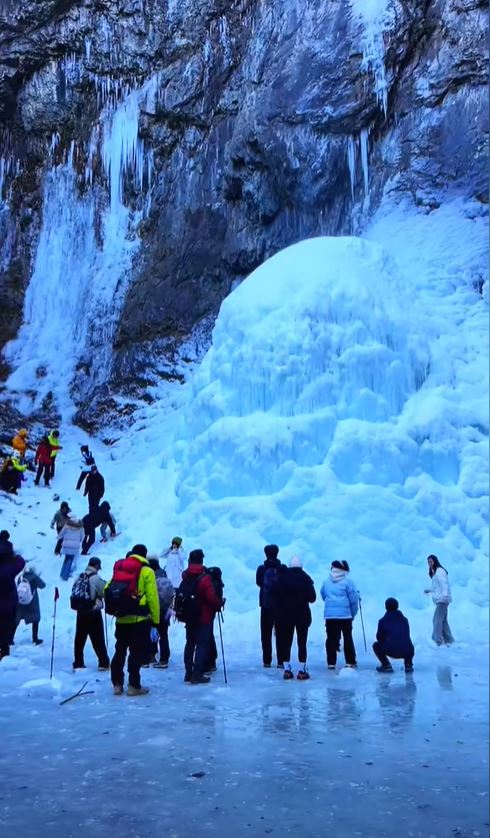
[12,429,28,461]
[47,429,62,480]
[0,456,27,494]
[108,544,160,696]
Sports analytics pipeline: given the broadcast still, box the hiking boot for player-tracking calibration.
[190,675,210,684]
[127,685,150,696]
[327,665,336,670]
[263,663,272,668]
[73,664,86,670]
[113,685,124,696]
[276,663,284,669]
[297,670,310,680]
[405,665,414,673]
[345,663,357,668]
[283,669,294,681]
[184,674,192,683]
[33,639,43,646]
[98,665,110,671]
[376,665,393,673]
[204,665,217,674]
[153,661,168,669]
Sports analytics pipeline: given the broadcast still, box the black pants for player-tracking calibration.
[260,608,282,666]
[35,463,50,486]
[325,619,356,666]
[74,611,109,668]
[204,627,217,670]
[48,458,56,480]
[0,609,16,657]
[373,641,414,668]
[81,527,95,555]
[184,622,213,678]
[277,618,309,665]
[111,621,148,689]
[76,471,89,490]
[87,497,101,513]
[150,619,170,663]
[13,619,40,643]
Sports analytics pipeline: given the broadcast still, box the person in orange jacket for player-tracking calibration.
[12,429,28,461]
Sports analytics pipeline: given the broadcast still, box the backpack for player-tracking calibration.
[17,574,34,606]
[174,573,206,624]
[104,556,148,618]
[156,574,174,611]
[262,566,279,610]
[207,566,224,600]
[70,572,93,612]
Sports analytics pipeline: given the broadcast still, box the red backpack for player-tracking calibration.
[104,556,148,617]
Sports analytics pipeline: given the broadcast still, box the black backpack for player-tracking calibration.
[207,566,224,600]
[174,573,206,624]
[70,573,93,612]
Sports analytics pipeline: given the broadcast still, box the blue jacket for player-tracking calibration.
[376,610,414,657]
[321,570,359,619]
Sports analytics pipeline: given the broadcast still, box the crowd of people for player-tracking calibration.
[0,427,62,493]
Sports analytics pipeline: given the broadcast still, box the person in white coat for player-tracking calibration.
[59,519,84,580]
[160,537,186,588]
[424,554,454,646]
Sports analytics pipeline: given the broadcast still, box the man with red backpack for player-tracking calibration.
[105,544,160,696]
[178,549,224,685]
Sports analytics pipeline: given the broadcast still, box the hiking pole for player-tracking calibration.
[217,611,228,685]
[49,587,60,680]
[358,599,367,653]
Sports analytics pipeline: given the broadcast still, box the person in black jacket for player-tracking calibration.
[81,501,115,555]
[256,544,285,669]
[373,598,415,673]
[84,465,105,511]
[0,532,25,659]
[274,555,316,681]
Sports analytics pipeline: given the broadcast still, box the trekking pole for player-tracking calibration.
[358,599,367,653]
[217,611,228,685]
[49,587,60,680]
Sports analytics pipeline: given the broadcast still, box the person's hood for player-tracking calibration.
[329,568,347,583]
[129,553,149,566]
[183,563,207,577]
[84,566,99,576]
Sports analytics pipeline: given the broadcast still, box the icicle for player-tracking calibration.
[360,129,369,207]
[347,136,357,199]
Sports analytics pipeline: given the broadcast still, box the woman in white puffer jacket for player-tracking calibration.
[424,554,454,646]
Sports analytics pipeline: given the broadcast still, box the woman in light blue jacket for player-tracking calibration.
[320,560,359,669]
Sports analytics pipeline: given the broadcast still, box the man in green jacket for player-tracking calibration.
[47,429,62,480]
[109,545,160,696]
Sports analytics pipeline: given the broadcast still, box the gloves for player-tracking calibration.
[150,627,159,643]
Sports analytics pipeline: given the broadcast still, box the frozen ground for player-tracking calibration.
[0,641,487,838]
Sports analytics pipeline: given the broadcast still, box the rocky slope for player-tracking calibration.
[0,0,487,424]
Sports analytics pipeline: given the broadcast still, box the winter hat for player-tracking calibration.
[19,429,28,437]
[331,561,344,570]
[289,555,303,568]
[60,502,71,513]
[264,544,279,560]
[385,598,399,612]
[341,560,350,572]
[88,557,101,570]
[171,537,182,547]
[148,558,160,571]
[189,549,205,564]
[0,530,10,541]
[132,544,148,558]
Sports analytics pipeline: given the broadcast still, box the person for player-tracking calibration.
[73,557,110,671]
[0,456,25,494]
[160,537,186,588]
[100,510,117,543]
[51,501,72,555]
[181,549,224,684]
[0,532,25,659]
[148,557,174,667]
[274,555,316,681]
[34,436,52,487]
[76,444,96,490]
[373,598,415,673]
[424,554,454,646]
[59,518,84,580]
[256,544,285,668]
[84,465,105,511]
[13,566,46,646]
[12,428,28,461]
[81,501,116,555]
[321,560,360,669]
[47,429,62,479]
[108,544,160,696]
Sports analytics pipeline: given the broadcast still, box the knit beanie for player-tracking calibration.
[0,530,10,541]
[385,598,399,612]
[189,549,205,564]
[172,537,182,546]
[331,560,344,570]
[264,544,279,560]
[132,544,148,557]
[289,555,303,568]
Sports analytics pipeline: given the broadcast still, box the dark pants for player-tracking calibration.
[325,619,356,666]
[48,458,56,479]
[373,641,414,668]
[277,618,309,664]
[76,471,89,490]
[13,619,40,643]
[0,609,16,657]
[111,621,148,689]
[81,527,96,555]
[260,608,282,666]
[35,463,50,486]
[150,620,170,663]
[184,622,213,678]
[54,536,63,555]
[87,497,101,513]
[74,611,109,668]
[204,626,217,670]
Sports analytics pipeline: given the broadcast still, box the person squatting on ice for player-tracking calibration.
[425,554,454,646]
[107,545,160,696]
[13,566,46,646]
[373,598,414,673]
[59,518,84,580]
[147,557,174,668]
[273,555,316,681]
[256,544,285,668]
[321,560,360,669]
[160,537,186,588]
[51,502,71,555]
[0,531,25,660]
[76,445,95,490]
[181,549,224,684]
[0,455,26,494]
[81,501,115,555]
[72,558,110,671]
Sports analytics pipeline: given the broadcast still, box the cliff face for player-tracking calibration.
[0,0,487,423]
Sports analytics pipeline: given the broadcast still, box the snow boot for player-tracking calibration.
[98,665,110,671]
[327,665,336,670]
[127,685,150,696]
[297,669,310,680]
[113,685,124,696]
[153,661,168,669]
[376,665,393,673]
[33,639,43,646]
[263,663,272,668]
[276,663,284,669]
[191,675,210,684]
[283,669,294,681]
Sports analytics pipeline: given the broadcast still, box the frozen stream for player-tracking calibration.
[0,648,487,838]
